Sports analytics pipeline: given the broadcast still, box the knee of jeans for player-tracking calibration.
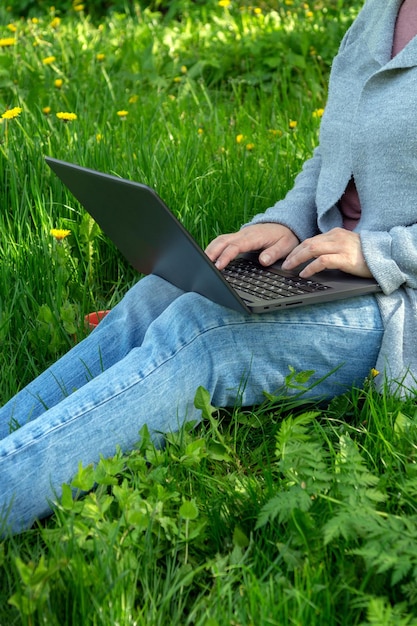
[170,291,224,323]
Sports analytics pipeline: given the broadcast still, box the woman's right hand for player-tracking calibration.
[205,223,300,271]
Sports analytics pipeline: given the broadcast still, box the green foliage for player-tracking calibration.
[2,382,417,624]
[2,2,417,625]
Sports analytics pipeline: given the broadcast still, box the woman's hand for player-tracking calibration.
[281,227,372,278]
[205,223,300,271]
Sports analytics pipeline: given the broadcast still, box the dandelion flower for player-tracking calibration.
[312,108,324,118]
[96,53,105,62]
[370,368,380,378]
[246,143,255,151]
[54,78,63,88]
[42,55,56,65]
[289,120,297,129]
[236,134,244,143]
[218,0,231,7]
[180,65,187,74]
[117,110,128,119]
[197,128,204,135]
[50,228,71,241]
[73,3,85,10]
[56,111,77,121]
[128,94,138,104]
[0,37,16,47]
[42,106,51,115]
[50,17,61,29]
[7,24,17,32]
[1,106,22,120]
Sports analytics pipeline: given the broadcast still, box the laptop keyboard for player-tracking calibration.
[222,257,331,300]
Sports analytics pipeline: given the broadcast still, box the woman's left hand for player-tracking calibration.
[281,227,373,278]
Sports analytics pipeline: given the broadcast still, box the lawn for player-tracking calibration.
[2,1,417,624]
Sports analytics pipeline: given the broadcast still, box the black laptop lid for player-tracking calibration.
[45,157,250,313]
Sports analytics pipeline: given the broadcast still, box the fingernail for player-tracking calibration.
[260,253,270,265]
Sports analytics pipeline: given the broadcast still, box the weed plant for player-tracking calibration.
[2,1,417,625]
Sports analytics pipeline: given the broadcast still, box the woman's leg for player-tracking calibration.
[0,275,183,437]
[0,283,383,534]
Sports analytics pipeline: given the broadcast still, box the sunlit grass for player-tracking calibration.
[3,2,416,626]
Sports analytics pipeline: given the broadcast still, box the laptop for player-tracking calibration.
[45,157,381,314]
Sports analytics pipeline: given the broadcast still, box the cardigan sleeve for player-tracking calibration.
[360,224,417,294]
[244,146,322,242]
[242,6,368,242]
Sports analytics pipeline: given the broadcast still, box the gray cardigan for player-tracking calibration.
[248,0,417,393]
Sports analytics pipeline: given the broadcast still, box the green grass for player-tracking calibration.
[2,1,417,624]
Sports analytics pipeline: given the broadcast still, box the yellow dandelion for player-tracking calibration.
[173,76,182,83]
[96,53,105,62]
[306,10,313,18]
[42,106,51,114]
[42,55,56,65]
[73,3,85,10]
[370,368,380,378]
[253,7,262,14]
[312,107,324,118]
[54,78,63,88]
[289,120,297,129]
[246,143,255,151]
[56,111,77,121]
[31,17,39,24]
[236,134,244,143]
[50,17,61,29]
[96,133,103,142]
[1,106,22,120]
[50,228,71,241]
[180,65,187,74]
[197,127,204,135]
[0,37,16,47]
[7,24,17,32]
[218,0,231,6]
[117,110,128,118]
[128,94,139,104]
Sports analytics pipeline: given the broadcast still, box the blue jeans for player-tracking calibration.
[0,275,383,534]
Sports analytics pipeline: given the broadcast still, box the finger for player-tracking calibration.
[205,234,234,261]
[205,234,249,270]
[282,234,339,269]
[258,240,293,266]
[298,255,339,278]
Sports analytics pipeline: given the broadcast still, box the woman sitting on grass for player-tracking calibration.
[1,0,416,534]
